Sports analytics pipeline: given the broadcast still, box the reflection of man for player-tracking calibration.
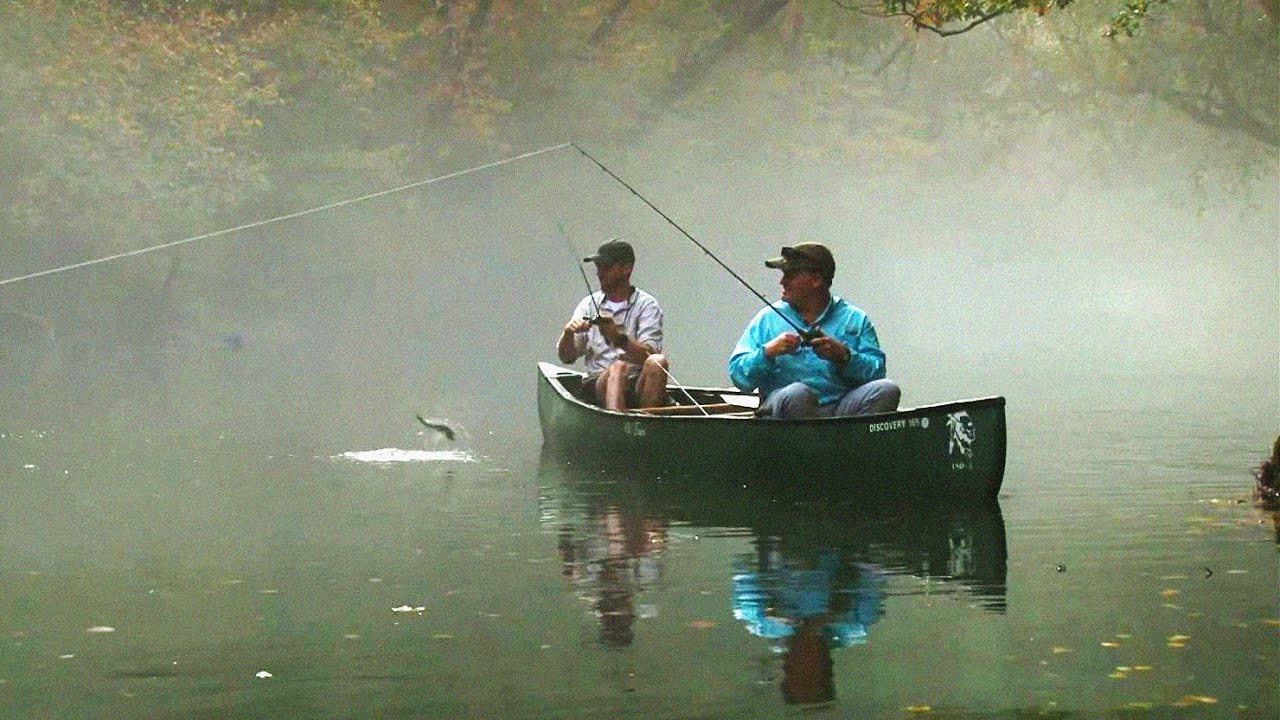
[557,238,669,411]
[732,544,884,705]
[729,243,900,418]
[558,507,667,648]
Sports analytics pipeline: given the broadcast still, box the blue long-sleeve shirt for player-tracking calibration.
[728,294,886,405]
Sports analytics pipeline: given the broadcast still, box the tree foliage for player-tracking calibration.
[0,0,1273,276]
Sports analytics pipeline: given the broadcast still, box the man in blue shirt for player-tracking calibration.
[728,243,900,418]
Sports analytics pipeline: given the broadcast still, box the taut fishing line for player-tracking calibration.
[0,142,572,289]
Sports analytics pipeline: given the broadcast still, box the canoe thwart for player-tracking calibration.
[633,402,742,416]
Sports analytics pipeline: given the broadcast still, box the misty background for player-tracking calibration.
[0,0,1275,453]
[0,5,1277,717]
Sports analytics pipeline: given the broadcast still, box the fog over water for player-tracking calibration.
[4,119,1273,442]
[0,11,1276,717]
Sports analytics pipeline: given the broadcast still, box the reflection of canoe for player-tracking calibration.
[538,447,1008,612]
[537,362,1007,497]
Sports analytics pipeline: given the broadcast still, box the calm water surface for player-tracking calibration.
[1,377,1275,719]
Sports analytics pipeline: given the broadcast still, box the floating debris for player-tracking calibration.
[391,605,425,614]
[1173,694,1218,706]
[85,626,115,634]
[1051,646,1073,655]
[1160,589,1180,598]
[1101,642,1121,648]
[255,671,273,679]
[58,654,75,660]
[905,706,932,714]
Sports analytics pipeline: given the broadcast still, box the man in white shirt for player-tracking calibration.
[557,239,669,411]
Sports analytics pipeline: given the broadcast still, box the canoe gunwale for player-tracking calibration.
[537,361,1006,425]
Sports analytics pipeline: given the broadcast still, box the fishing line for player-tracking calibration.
[0,142,573,289]
[567,142,807,336]
[656,363,711,416]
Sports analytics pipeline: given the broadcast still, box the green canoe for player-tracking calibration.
[537,362,1007,497]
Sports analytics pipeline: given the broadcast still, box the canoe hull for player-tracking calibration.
[537,363,1006,497]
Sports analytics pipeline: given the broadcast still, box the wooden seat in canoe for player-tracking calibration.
[632,403,749,416]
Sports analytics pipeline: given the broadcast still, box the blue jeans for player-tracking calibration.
[760,380,901,419]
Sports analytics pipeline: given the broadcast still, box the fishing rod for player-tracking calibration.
[557,220,602,324]
[567,142,818,341]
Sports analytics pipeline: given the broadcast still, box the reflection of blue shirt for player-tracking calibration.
[732,552,884,648]
[728,294,885,405]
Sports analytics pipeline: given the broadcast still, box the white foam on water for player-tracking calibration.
[336,448,473,464]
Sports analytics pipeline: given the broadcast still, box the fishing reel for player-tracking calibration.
[799,328,825,346]
[584,315,628,347]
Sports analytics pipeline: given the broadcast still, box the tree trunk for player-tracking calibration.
[660,0,790,105]
[589,0,631,46]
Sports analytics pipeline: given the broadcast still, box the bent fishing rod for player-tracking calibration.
[567,142,819,341]
[557,220,603,324]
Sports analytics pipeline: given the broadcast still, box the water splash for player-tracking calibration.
[336,448,474,464]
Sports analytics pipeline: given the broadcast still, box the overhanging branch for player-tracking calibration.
[831,0,1007,36]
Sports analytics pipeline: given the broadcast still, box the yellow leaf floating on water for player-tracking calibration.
[1101,641,1121,648]
[1263,619,1280,627]
[1133,665,1154,671]
[1108,672,1127,679]
[1161,589,1180,598]
[1115,633,1132,639]
[905,706,932,713]
[1116,666,1132,672]
[1167,634,1191,642]
[1051,646,1072,654]
[1174,694,1218,705]
[1167,642,1186,649]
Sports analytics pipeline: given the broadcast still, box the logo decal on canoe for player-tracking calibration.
[947,411,975,470]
